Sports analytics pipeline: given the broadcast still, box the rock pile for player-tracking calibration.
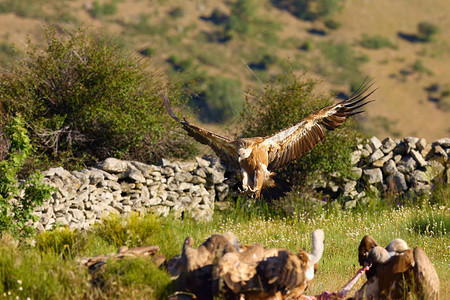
[34,156,229,231]
[322,137,449,207]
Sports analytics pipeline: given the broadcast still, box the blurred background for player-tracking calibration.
[0,0,449,141]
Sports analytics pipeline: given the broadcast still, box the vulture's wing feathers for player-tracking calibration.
[413,247,440,299]
[163,93,239,168]
[266,82,376,170]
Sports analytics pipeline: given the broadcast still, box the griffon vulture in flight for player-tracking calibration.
[164,82,375,198]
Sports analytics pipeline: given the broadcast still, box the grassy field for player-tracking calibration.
[0,184,448,299]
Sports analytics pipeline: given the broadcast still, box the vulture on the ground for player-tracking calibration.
[168,230,325,300]
[214,229,324,299]
[353,235,440,300]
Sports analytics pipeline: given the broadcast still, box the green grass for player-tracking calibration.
[0,184,449,298]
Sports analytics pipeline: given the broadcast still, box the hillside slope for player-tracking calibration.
[0,0,449,141]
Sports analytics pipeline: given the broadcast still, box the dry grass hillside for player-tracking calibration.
[0,0,449,141]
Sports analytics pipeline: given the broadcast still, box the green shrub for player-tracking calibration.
[412,59,433,75]
[324,19,341,30]
[220,0,280,43]
[169,7,184,18]
[0,26,195,170]
[417,21,439,42]
[225,0,259,36]
[36,227,88,258]
[191,76,244,123]
[240,74,363,192]
[88,1,118,18]
[360,34,394,49]
[0,116,56,238]
[318,41,368,87]
[92,212,163,248]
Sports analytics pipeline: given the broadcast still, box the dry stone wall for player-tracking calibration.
[320,137,450,208]
[34,156,229,231]
[33,137,449,231]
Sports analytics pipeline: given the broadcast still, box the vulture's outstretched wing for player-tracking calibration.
[163,93,239,168]
[413,247,440,300]
[265,82,376,170]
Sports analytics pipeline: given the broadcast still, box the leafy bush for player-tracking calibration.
[360,34,394,49]
[218,0,280,44]
[412,59,433,75]
[417,21,439,42]
[36,227,88,258]
[190,76,243,123]
[88,1,118,18]
[0,26,195,170]
[318,41,368,87]
[324,19,341,30]
[0,116,56,238]
[225,0,259,36]
[240,74,363,192]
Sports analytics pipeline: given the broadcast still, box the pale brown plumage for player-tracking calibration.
[354,235,440,300]
[169,233,240,299]
[169,230,324,300]
[215,229,325,300]
[164,82,375,198]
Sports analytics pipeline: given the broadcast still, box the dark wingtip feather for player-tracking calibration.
[163,91,182,123]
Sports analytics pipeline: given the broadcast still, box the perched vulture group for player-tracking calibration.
[167,232,440,300]
[353,235,440,300]
[168,230,325,300]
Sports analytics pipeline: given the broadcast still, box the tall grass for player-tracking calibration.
[0,184,449,298]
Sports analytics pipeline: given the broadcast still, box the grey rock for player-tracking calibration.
[174,172,193,183]
[159,158,176,168]
[350,150,362,165]
[360,148,371,158]
[381,137,397,154]
[372,152,393,167]
[343,181,357,195]
[97,158,129,173]
[205,167,225,184]
[160,167,175,176]
[70,209,85,221]
[435,138,450,147]
[433,145,448,159]
[383,160,398,176]
[130,161,154,176]
[363,168,383,184]
[386,172,408,192]
[421,144,434,160]
[416,138,427,151]
[398,156,417,173]
[404,137,419,147]
[43,167,72,178]
[412,170,429,183]
[368,149,384,164]
[350,167,362,179]
[125,167,146,183]
[369,136,382,151]
[179,161,198,173]
[195,156,211,169]
[411,149,427,167]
